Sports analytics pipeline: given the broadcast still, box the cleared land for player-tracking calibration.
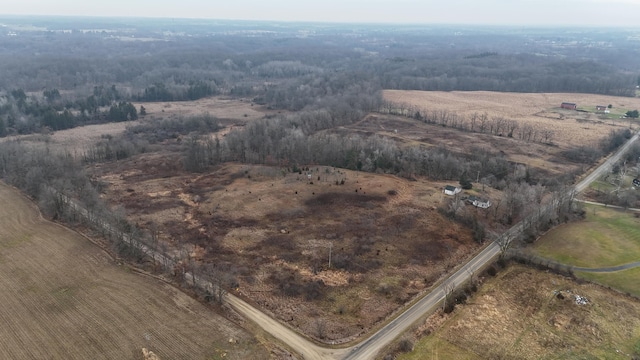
[0,181,268,360]
[132,96,280,123]
[93,158,479,342]
[398,265,640,360]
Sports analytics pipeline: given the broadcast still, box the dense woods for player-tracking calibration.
[1,17,639,137]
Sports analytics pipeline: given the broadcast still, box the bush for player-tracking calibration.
[486,266,497,277]
[397,337,414,353]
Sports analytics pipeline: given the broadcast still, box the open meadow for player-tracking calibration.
[398,265,640,360]
[1,96,272,156]
[380,90,640,176]
[0,181,268,360]
[92,157,480,342]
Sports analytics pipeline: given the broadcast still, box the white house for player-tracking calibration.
[467,195,491,209]
[444,185,462,196]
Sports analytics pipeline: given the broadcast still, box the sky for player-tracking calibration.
[3,0,640,27]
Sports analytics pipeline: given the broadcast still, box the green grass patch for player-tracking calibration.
[589,179,616,193]
[577,267,640,297]
[533,205,640,268]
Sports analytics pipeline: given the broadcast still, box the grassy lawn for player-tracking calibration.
[577,267,640,297]
[588,178,616,193]
[533,205,640,268]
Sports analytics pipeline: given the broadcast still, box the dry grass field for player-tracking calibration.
[399,265,640,360]
[383,91,640,146]
[380,90,640,175]
[133,96,281,123]
[0,181,268,360]
[92,157,480,342]
[1,96,273,155]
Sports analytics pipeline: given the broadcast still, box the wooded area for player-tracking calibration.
[1,17,639,136]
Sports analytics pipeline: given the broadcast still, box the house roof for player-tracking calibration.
[562,102,576,105]
[444,185,457,191]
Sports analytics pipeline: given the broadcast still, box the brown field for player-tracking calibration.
[399,264,640,360]
[380,90,640,175]
[92,157,481,342]
[2,96,275,155]
[0,181,269,360]
[133,96,281,123]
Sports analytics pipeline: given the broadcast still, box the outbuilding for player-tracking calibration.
[444,185,462,196]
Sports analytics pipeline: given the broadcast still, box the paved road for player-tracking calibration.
[575,131,640,193]
[342,130,640,360]
[53,130,639,360]
[343,241,500,360]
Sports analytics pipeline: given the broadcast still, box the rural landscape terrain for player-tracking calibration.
[1,15,640,359]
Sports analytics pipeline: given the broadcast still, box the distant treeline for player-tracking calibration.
[1,20,639,137]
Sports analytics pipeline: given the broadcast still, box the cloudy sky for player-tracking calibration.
[3,0,640,27]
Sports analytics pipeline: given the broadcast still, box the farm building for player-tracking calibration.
[561,102,577,110]
[444,185,462,196]
[467,195,491,209]
[596,105,607,111]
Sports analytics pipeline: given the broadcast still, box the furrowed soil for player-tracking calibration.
[0,181,268,360]
[400,265,640,360]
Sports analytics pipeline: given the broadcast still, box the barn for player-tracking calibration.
[561,102,577,110]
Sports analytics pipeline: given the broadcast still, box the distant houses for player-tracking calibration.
[596,105,610,113]
[561,102,577,110]
[443,185,462,196]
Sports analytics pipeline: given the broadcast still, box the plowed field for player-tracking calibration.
[0,182,267,360]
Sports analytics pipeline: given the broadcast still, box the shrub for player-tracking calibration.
[487,266,497,277]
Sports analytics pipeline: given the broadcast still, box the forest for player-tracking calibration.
[1,17,640,137]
